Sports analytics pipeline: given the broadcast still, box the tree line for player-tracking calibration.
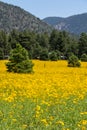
[0,29,87,61]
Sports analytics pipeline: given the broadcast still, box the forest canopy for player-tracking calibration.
[0,29,87,61]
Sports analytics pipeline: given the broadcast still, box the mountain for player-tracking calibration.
[0,1,53,33]
[43,13,87,35]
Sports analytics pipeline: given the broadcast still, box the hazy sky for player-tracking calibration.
[0,0,87,19]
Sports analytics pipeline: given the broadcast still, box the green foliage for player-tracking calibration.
[49,30,74,57]
[38,33,49,49]
[1,28,87,61]
[0,47,4,59]
[49,29,59,51]
[81,53,87,62]
[49,51,58,61]
[0,30,8,57]
[40,49,49,61]
[78,33,87,57]
[0,94,87,129]
[32,44,42,59]
[68,54,81,67]
[8,29,19,49]
[6,43,34,73]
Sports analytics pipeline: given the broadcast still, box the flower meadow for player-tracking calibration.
[0,60,87,130]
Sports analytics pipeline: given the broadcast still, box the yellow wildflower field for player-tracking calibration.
[0,60,87,101]
[0,60,87,130]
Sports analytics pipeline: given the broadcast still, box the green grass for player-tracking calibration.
[0,95,87,130]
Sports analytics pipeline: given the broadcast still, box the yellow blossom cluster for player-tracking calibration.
[0,60,87,102]
[0,60,87,129]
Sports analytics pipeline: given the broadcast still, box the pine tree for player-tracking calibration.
[6,43,34,73]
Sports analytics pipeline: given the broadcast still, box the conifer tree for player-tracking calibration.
[6,43,34,73]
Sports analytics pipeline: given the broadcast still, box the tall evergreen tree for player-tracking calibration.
[0,47,4,59]
[0,30,8,57]
[78,33,87,57]
[8,29,19,49]
[49,30,59,51]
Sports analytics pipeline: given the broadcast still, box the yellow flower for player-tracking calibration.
[36,105,41,111]
[35,111,40,118]
[80,112,87,115]
[12,118,17,122]
[56,120,64,126]
[41,119,48,126]
[22,124,27,129]
[78,120,87,127]
[82,126,86,130]
[81,120,87,125]
[49,116,54,121]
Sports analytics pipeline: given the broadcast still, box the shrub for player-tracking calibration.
[68,54,81,67]
[81,53,87,62]
[6,43,34,73]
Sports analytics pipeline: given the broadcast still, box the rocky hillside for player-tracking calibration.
[0,1,52,33]
[43,13,87,35]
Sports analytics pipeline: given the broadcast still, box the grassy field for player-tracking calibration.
[0,60,87,130]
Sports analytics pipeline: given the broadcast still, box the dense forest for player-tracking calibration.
[0,29,87,61]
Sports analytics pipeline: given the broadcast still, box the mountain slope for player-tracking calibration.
[43,17,64,26]
[0,1,52,33]
[43,13,87,34]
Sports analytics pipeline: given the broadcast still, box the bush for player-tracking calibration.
[6,43,34,73]
[68,54,81,67]
[81,53,87,62]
